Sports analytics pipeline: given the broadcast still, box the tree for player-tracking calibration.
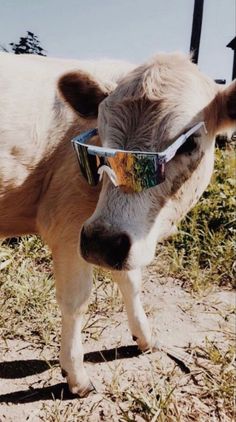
[1,31,46,56]
[10,31,46,55]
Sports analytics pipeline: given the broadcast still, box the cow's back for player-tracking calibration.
[0,53,134,236]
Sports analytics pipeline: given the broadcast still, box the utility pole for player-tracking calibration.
[190,0,205,64]
[226,37,236,80]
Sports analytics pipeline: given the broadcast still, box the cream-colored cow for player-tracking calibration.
[0,52,235,396]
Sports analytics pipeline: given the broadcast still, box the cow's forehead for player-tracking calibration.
[98,53,216,150]
[106,54,214,103]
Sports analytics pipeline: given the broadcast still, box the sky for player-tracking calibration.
[0,0,235,82]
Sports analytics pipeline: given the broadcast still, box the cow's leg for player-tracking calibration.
[52,245,93,396]
[113,269,152,351]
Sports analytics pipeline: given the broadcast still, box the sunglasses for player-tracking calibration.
[71,122,206,193]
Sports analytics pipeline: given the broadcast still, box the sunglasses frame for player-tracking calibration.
[72,121,206,161]
[71,121,206,191]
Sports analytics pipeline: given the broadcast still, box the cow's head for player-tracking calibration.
[59,53,236,270]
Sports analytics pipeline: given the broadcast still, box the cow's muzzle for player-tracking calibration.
[80,225,131,270]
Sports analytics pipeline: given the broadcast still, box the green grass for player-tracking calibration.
[156,146,236,291]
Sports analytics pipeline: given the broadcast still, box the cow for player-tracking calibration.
[0,52,235,397]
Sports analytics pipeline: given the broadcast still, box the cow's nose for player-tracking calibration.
[80,226,131,270]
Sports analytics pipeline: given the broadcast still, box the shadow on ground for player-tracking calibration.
[0,345,141,403]
[0,382,76,403]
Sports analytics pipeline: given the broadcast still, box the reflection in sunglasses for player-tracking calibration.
[72,122,206,193]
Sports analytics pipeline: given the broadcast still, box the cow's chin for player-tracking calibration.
[79,251,129,271]
[126,239,156,269]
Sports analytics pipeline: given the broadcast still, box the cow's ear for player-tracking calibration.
[210,81,236,134]
[224,79,236,121]
[58,71,108,117]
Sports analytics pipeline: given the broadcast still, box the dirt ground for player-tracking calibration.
[0,263,235,421]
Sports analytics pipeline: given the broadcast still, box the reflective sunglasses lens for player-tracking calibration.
[76,145,100,186]
[107,153,165,192]
[74,144,165,192]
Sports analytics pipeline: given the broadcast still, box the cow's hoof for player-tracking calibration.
[61,368,96,397]
[132,335,153,352]
[69,380,96,398]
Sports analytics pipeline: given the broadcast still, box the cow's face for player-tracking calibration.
[59,54,236,270]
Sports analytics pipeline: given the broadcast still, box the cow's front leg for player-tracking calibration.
[52,246,93,396]
[113,269,152,351]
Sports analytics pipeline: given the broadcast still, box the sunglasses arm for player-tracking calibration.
[76,128,98,143]
[158,133,187,163]
[158,121,206,163]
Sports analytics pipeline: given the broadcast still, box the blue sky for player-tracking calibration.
[0,0,235,82]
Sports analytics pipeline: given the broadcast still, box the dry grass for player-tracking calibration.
[38,338,236,421]
[0,236,58,347]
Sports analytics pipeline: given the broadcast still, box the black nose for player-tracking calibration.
[80,226,131,270]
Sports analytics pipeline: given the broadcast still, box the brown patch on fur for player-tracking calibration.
[170,151,204,197]
[187,151,204,172]
[11,146,22,158]
[157,195,166,209]
[58,71,108,117]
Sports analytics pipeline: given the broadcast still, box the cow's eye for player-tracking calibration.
[176,135,198,155]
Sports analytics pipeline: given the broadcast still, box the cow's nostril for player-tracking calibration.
[111,233,130,253]
[106,233,131,269]
[80,226,131,270]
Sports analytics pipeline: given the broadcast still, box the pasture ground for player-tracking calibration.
[0,146,235,421]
